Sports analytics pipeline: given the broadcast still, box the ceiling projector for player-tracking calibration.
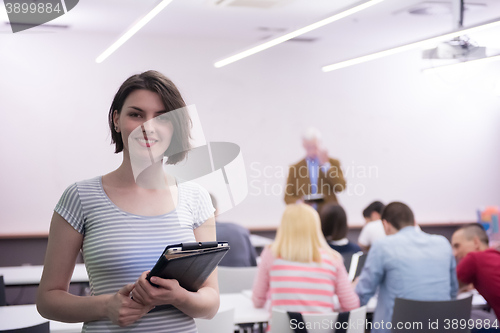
[422,37,486,60]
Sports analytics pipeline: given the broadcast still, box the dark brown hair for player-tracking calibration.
[363,201,385,218]
[108,70,191,164]
[381,202,415,230]
[320,203,348,241]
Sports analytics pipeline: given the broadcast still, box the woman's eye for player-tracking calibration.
[129,113,142,118]
[155,113,171,123]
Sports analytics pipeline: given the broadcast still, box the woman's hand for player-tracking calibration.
[106,284,155,327]
[131,271,188,308]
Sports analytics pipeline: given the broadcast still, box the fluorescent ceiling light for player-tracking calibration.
[214,0,386,68]
[322,17,500,72]
[96,0,173,63]
[422,54,500,73]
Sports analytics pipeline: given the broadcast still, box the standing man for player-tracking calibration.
[284,127,345,212]
[355,202,458,333]
[451,224,500,320]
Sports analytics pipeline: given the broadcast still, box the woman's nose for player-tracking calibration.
[141,119,155,134]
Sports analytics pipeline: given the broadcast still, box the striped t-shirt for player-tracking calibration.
[54,176,214,333]
[252,247,360,313]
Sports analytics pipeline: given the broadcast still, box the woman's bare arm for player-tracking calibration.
[36,212,152,326]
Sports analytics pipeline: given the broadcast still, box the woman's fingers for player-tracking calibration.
[131,284,150,305]
[149,276,176,290]
[118,283,135,296]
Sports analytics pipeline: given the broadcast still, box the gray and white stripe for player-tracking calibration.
[55,176,214,333]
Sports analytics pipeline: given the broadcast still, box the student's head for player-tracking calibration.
[272,204,337,263]
[451,224,489,261]
[380,202,414,235]
[109,70,191,164]
[320,203,348,241]
[363,201,385,223]
[302,127,321,160]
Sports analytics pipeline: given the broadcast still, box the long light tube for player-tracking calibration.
[322,17,500,72]
[96,0,174,63]
[214,0,386,68]
[422,54,500,73]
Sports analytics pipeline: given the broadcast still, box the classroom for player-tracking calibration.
[1,0,500,332]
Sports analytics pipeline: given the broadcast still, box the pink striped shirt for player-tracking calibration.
[252,247,360,314]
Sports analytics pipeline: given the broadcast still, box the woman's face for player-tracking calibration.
[114,89,174,161]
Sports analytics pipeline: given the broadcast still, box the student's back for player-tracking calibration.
[375,228,456,299]
[252,204,360,315]
[216,222,257,267]
[356,202,458,333]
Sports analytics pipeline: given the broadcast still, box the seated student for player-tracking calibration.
[320,203,361,254]
[355,202,458,333]
[358,201,386,252]
[252,204,359,314]
[211,194,257,267]
[452,224,500,320]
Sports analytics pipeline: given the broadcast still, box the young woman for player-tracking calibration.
[320,203,362,254]
[252,204,359,315]
[36,71,219,332]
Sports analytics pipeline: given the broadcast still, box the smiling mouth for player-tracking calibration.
[136,138,158,147]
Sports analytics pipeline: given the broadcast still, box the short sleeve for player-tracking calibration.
[54,183,85,234]
[192,185,215,229]
[358,224,370,247]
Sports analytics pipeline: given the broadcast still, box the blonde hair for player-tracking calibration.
[271,204,340,263]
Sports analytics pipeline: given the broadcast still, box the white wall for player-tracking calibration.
[0,29,499,235]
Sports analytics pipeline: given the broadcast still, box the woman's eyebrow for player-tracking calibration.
[128,106,167,114]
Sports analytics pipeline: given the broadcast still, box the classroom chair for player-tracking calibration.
[270,306,367,333]
[218,266,258,294]
[195,306,234,333]
[0,276,6,306]
[391,295,472,333]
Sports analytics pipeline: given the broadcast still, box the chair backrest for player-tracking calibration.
[0,275,6,306]
[391,296,472,333]
[194,306,234,333]
[0,322,50,333]
[270,306,366,333]
[217,266,257,293]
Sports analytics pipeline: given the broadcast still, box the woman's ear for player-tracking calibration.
[113,110,120,132]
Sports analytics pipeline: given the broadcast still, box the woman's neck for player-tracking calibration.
[113,149,170,189]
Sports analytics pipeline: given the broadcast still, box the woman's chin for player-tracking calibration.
[129,149,165,163]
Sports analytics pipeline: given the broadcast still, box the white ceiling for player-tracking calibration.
[1,0,500,60]
[1,0,499,36]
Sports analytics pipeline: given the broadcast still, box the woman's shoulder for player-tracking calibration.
[74,176,102,186]
[60,176,101,196]
[177,180,211,200]
[319,249,343,268]
[177,179,203,191]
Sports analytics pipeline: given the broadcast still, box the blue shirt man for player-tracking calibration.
[355,202,458,333]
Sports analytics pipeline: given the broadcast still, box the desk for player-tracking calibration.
[2,292,484,332]
[0,294,268,333]
[0,304,82,332]
[0,264,88,286]
[220,293,269,324]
